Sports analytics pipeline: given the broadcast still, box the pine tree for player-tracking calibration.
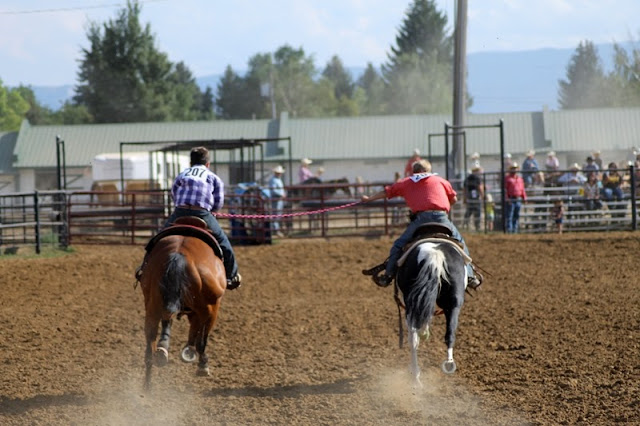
[382,0,454,114]
[74,1,211,123]
[558,41,609,109]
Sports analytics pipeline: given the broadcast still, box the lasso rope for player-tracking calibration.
[214,201,362,219]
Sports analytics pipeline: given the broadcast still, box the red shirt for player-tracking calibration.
[505,173,527,200]
[385,173,456,213]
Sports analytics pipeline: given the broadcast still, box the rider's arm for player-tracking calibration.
[361,189,387,203]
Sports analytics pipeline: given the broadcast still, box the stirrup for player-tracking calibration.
[467,270,484,290]
[372,273,393,287]
[362,262,386,276]
[227,273,242,290]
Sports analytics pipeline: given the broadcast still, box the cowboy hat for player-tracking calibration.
[509,162,519,169]
[272,165,285,174]
[301,158,312,165]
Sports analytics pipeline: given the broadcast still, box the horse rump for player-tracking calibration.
[397,242,448,330]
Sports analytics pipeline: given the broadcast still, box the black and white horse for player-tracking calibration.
[395,229,469,387]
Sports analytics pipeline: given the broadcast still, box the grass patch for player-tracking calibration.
[0,245,76,260]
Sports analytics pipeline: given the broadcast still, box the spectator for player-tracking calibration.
[583,156,599,175]
[504,162,527,234]
[404,148,422,177]
[463,165,484,231]
[485,193,495,231]
[558,163,587,188]
[592,150,603,169]
[316,167,325,181]
[551,200,564,234]
[298,158,314,183]
[503,153,513,170]
[582,172,603,211]
[634,154,640,196]
[545,150,561,186]
[602,162,624,201]
[268,165,286,237]
[521,150,540,187]
[469,152,482,171]
[545,151,560,172]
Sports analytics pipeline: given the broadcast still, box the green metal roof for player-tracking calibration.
[13,118,276,168]
[11,107,640,169]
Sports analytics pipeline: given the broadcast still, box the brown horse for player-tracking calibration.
[139,219,226,390]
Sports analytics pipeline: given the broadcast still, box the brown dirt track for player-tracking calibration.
[0,232,638,425]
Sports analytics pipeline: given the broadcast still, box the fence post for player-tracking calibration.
[131,193,136,245]
[34,191,41,254]
[630,165,637,231]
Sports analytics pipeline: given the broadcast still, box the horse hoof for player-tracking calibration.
[196,366,210,377]
[441,359,457,374]
[154,347,169,367]
[180,345,197,363]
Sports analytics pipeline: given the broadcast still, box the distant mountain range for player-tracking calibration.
[30,42,632,114]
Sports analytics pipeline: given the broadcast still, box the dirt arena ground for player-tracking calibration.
[0,232,638,425]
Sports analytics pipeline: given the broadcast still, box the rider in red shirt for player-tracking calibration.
[361,159,481,289]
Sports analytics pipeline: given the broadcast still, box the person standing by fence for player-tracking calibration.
[504,162,527,233]
[268,165,286,238]
[463,165,484,231]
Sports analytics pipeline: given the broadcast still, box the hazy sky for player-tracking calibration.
[1,0,639,87]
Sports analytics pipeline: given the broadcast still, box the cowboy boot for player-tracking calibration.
[362,260,387,276]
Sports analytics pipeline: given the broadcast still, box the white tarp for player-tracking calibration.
[91,152,190,187]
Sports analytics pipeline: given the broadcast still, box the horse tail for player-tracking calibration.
[404,243,448,330]
[159,252,189,314]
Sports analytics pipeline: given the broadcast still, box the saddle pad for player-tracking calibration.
[396,238,472,267]
[145,225,223,259]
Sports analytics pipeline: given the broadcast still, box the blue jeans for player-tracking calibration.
[505,199,522,233]
[385,210,472,279]
[271,199,284,232]
[602,187,623,201]
[164,208,238,279]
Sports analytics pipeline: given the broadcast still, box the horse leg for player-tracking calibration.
[180,313,198,363]
[407,323,423,388]
[195,306,219,377]
[144,312,161,390]
[154,319,172,367]
[441,305,462,374]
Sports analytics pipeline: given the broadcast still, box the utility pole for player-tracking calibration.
[452,0,468,181]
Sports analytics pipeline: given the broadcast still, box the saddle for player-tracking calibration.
[144,216,223,259]
[409,222,464,250]
[361,222,465,284]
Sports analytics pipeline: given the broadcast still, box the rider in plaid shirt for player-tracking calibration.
[137,147,241,290]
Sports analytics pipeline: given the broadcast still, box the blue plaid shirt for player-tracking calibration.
[171,165,224,211]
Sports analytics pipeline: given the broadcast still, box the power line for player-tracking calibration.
[0,0,168,15]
